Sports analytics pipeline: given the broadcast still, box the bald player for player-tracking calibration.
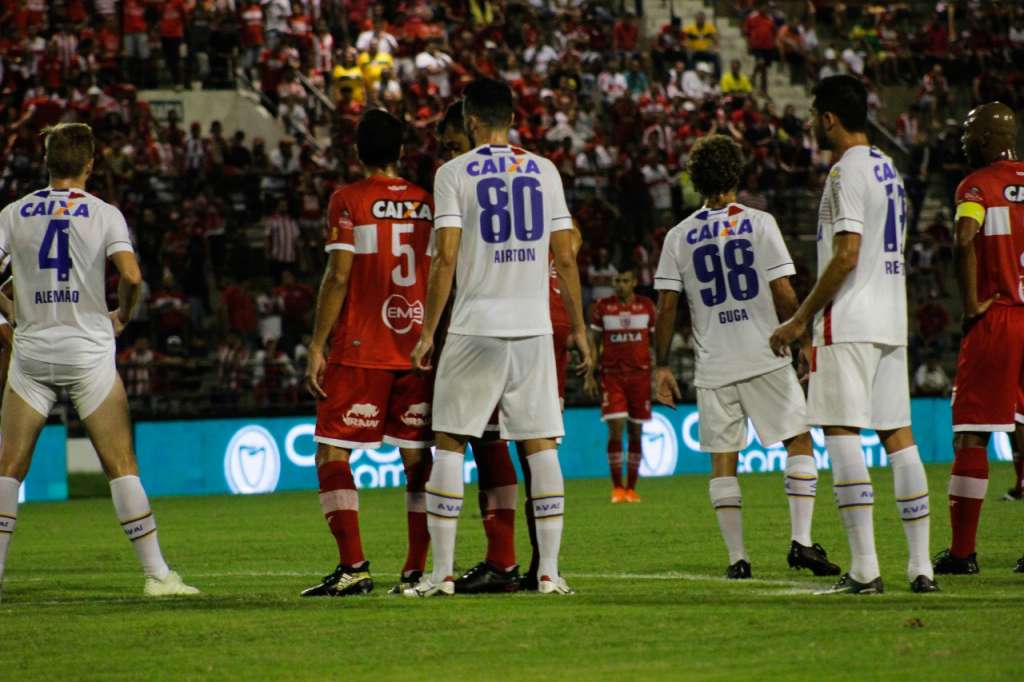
[934,102,1024,576]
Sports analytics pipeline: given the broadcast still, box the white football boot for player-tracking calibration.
[402,576,455,597]
[537,575,574,595]
[144,570,200,597]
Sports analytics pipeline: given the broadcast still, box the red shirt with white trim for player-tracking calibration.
[955,160,1024,307]
[325,176,433,369]
[590,294,656,374]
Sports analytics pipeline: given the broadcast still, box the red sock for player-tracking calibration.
[1014,454,1024,493]
[608,434,624,488]
[475,440,518,570]
[402,455,431,577]
[949,447,989,558]
[626,433,643,490]
[317,460,365,567]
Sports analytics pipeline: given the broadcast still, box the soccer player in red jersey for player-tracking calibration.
[934,102,1024,575]
[301,110,435,597]
[586,268,656,503]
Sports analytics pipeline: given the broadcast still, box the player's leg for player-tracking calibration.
[781,431,840,575]
[78,370,198,596]
[501,335,569,594]
[941,309,1019,574]
[601,373,628,501]
[456,434,520,594]
[606,417,627,502]
[807,344,881,593]
[514,443,541,589]
[382,371,435,592]
[409,334,504,597]
[1009,422,1024,500]
[304,365,386,597]
[697,383,750,577]
[0,384,49,592]
[872,346,935,591]
[623,372,652,502]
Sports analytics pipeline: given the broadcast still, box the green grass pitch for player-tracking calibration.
[2,464,1021,680]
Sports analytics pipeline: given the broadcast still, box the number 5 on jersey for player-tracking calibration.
[39,218,73,282]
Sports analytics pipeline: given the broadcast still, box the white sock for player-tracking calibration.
[890,445,933,580]
[425,450,464,583]
[709,477,746,564]
[827,436,879,582]
[526,449,565,580]
[109,475,170,580]
[785,455,817,547]
[0,477,19,586]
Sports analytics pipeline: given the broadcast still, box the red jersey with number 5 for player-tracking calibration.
[955,160,1024,307]
[590,295,656,373]
[325,175,433,369]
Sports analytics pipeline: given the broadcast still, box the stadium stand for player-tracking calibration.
[0,0,1020,417]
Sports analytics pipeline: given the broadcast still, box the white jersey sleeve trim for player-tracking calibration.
[832,217,864,234]
[325,243,354,253]
[551,215,574,231]
[764,262,796,280]
[434,215,464,229]
[654,276,683,292]
[105,241,134,257]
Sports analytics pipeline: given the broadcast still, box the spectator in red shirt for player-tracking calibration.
[240,1,264,77]
[275,269,314,346]
[221,278,259,341]
[159,0,188,90]
[613,12,639,53]
[122,0,151,86]
[743,2,776,93]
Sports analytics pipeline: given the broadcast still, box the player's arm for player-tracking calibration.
[769,232,859,355]
[306,249,354,398]
[411,227,460,371]
[654,290,681,407]
[770,276,812,380]
[552,227,592,376]
[0,278,12,322]
[954,209,997,329]
[109,251,142,337]
[584,302,601,397]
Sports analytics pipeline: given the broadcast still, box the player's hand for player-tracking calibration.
[770,316,806,357]
[109,311,127,337]
[655,366,681,407]
[305,347,328,399]
[583,371,600,399]
[963,294,998,333]
[797,343,812,384]
[411,335,434,372]
[571,327,593,376]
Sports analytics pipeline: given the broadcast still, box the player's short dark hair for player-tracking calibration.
[812,75,868,132]
[437,100,465,136]
[43,123,95,178]
[687,134,744,198]
[463,78,514,128]
[356,109,404,167]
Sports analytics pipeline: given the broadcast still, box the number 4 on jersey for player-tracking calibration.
[39,218,73,282]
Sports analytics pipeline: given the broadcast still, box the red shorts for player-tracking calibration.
[952,306,1024,432]
[315,365,433,449]
[553,323,571,403]
[601,370,652,423]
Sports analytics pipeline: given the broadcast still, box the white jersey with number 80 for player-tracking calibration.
[433,144,574,337]
[0,187,133,365]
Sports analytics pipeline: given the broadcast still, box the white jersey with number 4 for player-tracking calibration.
[0,187,133,365]
[815,145,907,347]
[433,144,573,337]
[655,203,796,389]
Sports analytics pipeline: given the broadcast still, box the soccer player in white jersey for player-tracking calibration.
[653,135,839,580]
[0,124,198,599]
[408,78,591,596]
[770,76,938,594]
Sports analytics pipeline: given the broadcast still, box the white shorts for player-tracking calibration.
[433,333,564,441]
[807,342,911,431]
[8,351,118,419]
[697,365,808,452]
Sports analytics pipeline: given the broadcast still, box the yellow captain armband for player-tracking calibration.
[955,201,985,224]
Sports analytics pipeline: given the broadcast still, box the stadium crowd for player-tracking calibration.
[0,0,1020,416]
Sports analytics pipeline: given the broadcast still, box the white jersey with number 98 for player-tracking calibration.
[433,144,574,337]
[0,187,134,365]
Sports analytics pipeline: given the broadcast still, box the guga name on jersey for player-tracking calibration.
[685,218,753,244]
[466,157,542,177]
[371,200,432,220]
[19,200,91,218]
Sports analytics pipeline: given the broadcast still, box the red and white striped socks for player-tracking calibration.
[317,460,365,568]
[949,446,988,559]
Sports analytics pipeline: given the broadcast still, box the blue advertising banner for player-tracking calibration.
[133,399,1014,498]
[21,424,68,503]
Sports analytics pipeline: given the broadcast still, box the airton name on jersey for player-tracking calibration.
[35,287,80,304]
[466,156,542,177]
[494,247,537,263]
[370,199,433,220]
[685,218,753,244]
[19,200,91,218]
